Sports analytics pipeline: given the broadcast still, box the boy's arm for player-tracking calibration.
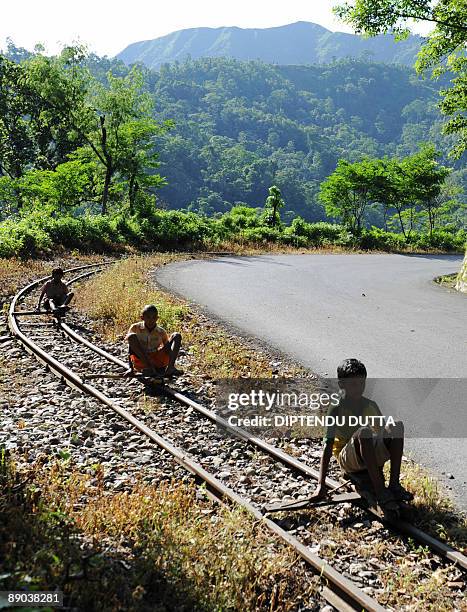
[37,283,47,309]
[126,325,154,371]
[161,329,170,351]
[312,440,334,499]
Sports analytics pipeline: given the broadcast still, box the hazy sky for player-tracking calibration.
[2,0,430,57]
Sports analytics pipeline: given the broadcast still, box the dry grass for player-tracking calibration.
[290,502,466,611]
[0,254,108,304]
[76,254,305,380]
[206,240,358,255]
[399,461,467,550]
[0,453,317,611]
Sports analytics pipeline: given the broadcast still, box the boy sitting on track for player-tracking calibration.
[126,304,182,378]
[37,267,74,313]
[312,358,413,514]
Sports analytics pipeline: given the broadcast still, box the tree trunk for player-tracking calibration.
[396,209,407,240]
[101,164,112,215]
[455,249,467,293]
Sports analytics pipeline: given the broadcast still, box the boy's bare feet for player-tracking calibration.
[375,488,400,516]
[388,483,414,502]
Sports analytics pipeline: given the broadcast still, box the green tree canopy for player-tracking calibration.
[335,0,467,157]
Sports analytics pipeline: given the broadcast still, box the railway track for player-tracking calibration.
[5,262,467,611]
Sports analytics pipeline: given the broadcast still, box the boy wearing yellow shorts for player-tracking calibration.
[312,358,412,513]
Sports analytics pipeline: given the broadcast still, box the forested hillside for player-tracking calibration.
[0,45,465,257]
[146,57,465,221]
[117,21,421,69]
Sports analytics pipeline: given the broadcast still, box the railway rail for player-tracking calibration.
[5,262,467,611]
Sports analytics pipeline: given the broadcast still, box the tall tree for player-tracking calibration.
[86,67,171,214]
[387,145,450,238]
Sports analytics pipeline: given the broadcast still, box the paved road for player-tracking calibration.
[156,253,467,509]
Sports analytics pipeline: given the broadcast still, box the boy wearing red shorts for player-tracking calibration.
[126,304,182,377]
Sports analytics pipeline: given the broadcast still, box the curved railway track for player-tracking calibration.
[6,262,467,611]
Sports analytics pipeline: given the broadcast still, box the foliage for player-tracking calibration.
[0,452,313,611]
[319,145,456,238]
[262,185,285,228]
[334,0,467,158]
[319,158,383,232]
[0,205,463,259]
[0,46,465,257]
[0,47,169,215]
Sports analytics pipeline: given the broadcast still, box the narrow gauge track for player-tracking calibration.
[6,264,466,611]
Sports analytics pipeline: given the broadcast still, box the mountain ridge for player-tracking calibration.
[116,21,422,69]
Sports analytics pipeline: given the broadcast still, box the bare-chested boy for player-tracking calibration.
[126,304,182,377]
[37,268,74,312]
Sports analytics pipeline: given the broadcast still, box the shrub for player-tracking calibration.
[241,226,282,243]
[359,228,406,251]
[413,229,466,251]
[285,218,346,245]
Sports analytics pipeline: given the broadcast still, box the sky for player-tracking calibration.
[1,0,431,58]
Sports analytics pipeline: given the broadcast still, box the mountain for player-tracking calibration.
[116,21,422,69]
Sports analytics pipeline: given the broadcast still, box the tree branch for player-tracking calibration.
[396,11,467,33]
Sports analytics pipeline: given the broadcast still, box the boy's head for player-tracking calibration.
[337,358,367,400]
[51,267,64,281]
[141,304,158,329]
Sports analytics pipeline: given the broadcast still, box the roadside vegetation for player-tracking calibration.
[0,202,465,260]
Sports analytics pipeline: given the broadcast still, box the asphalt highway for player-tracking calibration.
[156,253,467,509]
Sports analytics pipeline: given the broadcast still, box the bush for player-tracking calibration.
[214,205,262,238]
[413,229,466,251]
[359,228,406,251]
[285,218,346,245]
[0,207,464,258]
[241,226,282,243]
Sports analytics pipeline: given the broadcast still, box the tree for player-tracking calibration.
[319,158,381,232]
[390,145,450,238]
[263,185,285,228]
[17,48,169,215]
[335,0,467,158]
[87,67,172,214]
[0,56,41,181]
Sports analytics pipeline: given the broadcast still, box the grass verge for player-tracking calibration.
[76,254,305,380]
[434,272,458,290]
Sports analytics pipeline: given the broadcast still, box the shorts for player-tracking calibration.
[337,430,390,474]
[44,296,66,309]
[130,350,170,371]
